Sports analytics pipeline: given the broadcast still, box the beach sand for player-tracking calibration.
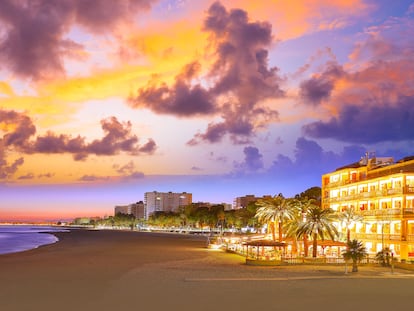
[1,229,414,311]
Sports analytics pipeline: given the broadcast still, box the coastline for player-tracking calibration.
[1,229,414,311]
[0,224,69,255]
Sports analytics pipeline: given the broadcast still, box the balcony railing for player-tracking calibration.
[327,186,414,202]
[356,209,402,217]
[353,233,402,241]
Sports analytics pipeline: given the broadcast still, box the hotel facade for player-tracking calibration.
[322,154,414,260]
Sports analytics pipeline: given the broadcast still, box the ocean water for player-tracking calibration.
[0,225,68,255]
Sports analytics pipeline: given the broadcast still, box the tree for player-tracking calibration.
[285,197,316,257]
[296,186,321,203]
[296,205,338,257]
[255,194,297,241]
[375,247,392,267]
[342,239,367,272]
[338,208,363,243]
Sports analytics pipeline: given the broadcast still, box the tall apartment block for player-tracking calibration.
[322,154,414,260]
[144,191,192,219]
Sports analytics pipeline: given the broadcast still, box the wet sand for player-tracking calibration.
[1,229,414,311]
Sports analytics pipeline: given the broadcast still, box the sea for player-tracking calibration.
[0,225,68,255]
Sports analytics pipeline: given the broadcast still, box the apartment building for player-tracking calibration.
[114,201,145,219]
[144,191,192,219]
[233,195,272,209]
[322,154,414,260]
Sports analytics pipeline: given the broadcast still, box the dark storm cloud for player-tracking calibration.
[303,96,414,143]
[0,109,156,160]
[131,1,284,144]
[299,62,345,106]
[0,0,156,79]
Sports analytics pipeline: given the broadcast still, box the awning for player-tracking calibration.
[243,240,287,247]
[318,240,347,247]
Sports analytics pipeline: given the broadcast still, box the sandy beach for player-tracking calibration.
[1,229,414,311]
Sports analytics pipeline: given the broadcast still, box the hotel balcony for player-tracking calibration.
[353,233,405,241]
[333,208,414,220]
[355,209,402,217]
[353,233,414,242]
[326,186,414,203]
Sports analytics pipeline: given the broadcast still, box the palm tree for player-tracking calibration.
[284,197,315,256]
[255,194,297,241]
[338,208,363,243]
[342,239,367,272]
[375,247,392,267]
[296,205,339,257]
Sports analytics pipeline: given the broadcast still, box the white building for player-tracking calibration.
[144,191,192,219]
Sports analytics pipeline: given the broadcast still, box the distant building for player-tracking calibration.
[144,191,192,219]
[192,202,233,211]
[114,201,145,219]
[233,195,272,209]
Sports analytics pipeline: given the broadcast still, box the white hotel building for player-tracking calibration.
[144,191,192,220]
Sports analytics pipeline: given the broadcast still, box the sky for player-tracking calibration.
[1,0,414,221]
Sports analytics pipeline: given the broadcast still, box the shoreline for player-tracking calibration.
[1,229,414,311]
[0,224,69,255]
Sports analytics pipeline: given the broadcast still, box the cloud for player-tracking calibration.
[0,109,156,160]
[18,173,35,180]
[269,137,367,177]
[299,61,345,106]
[113,160,145,180]
[233,146,264,173]
[78,175,110,182]
[0,154,24,180]
[0,110,36,148]
[303,97,414,143]
[130,1,284,145]
[300,13,414,144]
[131,62,216,116]
[191,166,203,171]
[38,173,55,179]
[73,0,154,33]
[0,0,156,80]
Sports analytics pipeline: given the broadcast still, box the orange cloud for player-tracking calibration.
[220,0,371,39]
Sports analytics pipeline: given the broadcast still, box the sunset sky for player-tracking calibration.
[1,0,414,221]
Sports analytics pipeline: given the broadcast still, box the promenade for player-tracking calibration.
[0,229,413,311]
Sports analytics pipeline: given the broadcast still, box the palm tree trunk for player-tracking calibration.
[312,233,318,258]
[271,221,276,241]
[347,228,351,243]
[278,221,283,242]
[303,234,309,257]
[292,235,298,255]
[352,260,358,272]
